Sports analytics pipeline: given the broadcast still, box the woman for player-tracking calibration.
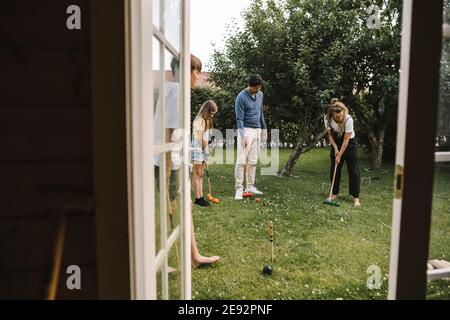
[191,100,218,206]
[325,98,361,207]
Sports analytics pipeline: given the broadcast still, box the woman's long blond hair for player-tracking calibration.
[195,100,218,131]
[326,98,349,137]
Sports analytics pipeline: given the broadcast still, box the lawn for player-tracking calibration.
[189,148,450,300]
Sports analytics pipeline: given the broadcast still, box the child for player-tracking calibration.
[191,100,218,206]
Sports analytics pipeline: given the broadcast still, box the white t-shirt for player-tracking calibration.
[154,81,182,169]
[325,114,355,139]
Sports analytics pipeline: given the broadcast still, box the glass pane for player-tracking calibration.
[427,167,450,299]
[155,152,174,249]
[154,164,161,254]
[163,0,181,52]
[153,37,163,255]
[154,42,181,150]
[153,37,164,147]
[168,239,182,299]
[157,247,181,301]
[436,0,450,151]
[427,0,450,300]
[153,0,160,30]
[156,269,163,299]
[154,0,181,52]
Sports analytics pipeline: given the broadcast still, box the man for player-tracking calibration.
[234,74,268,200]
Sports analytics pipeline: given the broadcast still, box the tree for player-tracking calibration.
[343,0,402,169]
[210,0,351,176]
[210,0,402,175]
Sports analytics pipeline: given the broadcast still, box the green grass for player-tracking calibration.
[188,148,450,300]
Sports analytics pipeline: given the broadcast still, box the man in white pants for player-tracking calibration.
[235,74,268,200]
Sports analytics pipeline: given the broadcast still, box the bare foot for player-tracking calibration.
[330,194,338,200]
[192,255,220,269]
[354,198,361,207]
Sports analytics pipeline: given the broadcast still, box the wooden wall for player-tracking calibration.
[0,0,97,299]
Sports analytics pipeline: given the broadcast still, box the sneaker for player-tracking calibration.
[194,198,209,207]
[199,197,210,206]
[245,186,263,195]
[234,191,243,200]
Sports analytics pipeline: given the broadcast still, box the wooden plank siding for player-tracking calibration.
[0,0,97,299]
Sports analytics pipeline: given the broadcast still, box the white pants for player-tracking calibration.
[235,128,261,192]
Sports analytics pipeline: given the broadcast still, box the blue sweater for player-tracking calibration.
[235,89,267,138]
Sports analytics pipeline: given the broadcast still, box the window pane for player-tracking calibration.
[163,0,181,52]
[154,42,182,151]
[153,0,160,30]
[153,37,165,148]
[427,166,450,299]
[436,6,450,151]
[168,240,182,299]
[427,0,450,300]
[154,0,181,52]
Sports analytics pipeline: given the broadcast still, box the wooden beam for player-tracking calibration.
[90,0,131,299]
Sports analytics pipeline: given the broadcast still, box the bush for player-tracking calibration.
[191,86,236,135]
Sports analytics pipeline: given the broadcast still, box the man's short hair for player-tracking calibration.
[248,74,263,87]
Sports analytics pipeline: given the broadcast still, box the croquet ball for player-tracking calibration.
[262,265,273,275]
[255,198,261,203]
[212,198,220,204]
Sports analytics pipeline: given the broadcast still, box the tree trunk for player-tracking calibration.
[369,127,386,170]
[279,142,306,176]
[279,130,326,176]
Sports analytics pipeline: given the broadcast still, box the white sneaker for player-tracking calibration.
[234,191,243,200]
[245,186,263,195]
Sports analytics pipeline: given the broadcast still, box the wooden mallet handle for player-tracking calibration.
[269,221,273,262]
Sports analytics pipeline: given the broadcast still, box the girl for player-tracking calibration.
[191,100,218,206]
[325,98,361,207]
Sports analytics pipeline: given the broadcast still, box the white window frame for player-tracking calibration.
[126,0,191,300]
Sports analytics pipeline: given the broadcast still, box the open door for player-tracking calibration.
[388,0,444,300]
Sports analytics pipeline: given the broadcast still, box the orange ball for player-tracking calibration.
[255,198,261,203]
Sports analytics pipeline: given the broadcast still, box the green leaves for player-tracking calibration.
[210,0,403,167]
